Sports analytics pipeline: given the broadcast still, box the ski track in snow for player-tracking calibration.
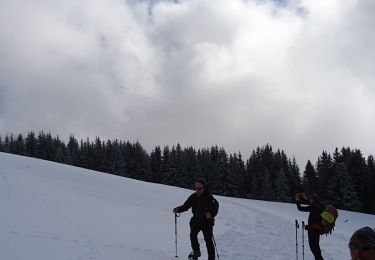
[0,152,374,260]
[1,171,97,260]
[0,170,11,201]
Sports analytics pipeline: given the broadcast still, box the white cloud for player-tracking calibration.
[0,0,374,165]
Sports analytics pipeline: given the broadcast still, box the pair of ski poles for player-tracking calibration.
[175,213,220,259]
[295,219,305,260]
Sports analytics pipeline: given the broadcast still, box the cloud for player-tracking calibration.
[0,0,374,165]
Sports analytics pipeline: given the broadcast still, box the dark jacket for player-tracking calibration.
[176,191,218,224]
[296,199,324,225]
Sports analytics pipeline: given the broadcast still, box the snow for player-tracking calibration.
[0,152,374,260]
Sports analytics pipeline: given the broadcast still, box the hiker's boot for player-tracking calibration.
[188,250,201,260]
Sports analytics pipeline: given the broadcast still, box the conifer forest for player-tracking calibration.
[1,131,374,214]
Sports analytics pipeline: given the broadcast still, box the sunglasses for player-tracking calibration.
[349,241,375,251]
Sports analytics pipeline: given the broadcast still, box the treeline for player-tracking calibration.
[0,131,374,214]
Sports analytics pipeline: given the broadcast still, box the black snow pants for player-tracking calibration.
[308,228,324,260]
[190,217,215,260]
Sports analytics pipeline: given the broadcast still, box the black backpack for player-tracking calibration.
[211,197,219,217]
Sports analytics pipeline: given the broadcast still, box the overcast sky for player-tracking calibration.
[1,0,374,166]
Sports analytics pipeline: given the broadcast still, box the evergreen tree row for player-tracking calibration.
[302,148,375,213]
[1,131,374,214]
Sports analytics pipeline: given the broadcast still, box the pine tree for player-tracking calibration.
[150,146,162,182]
[208,147,228,195]
[160,146,176,186]
[288,157,301,196]
[79,138,91,169]
[252,146,272,199]
[327,162,361,211]
[3,134,11,152]
[260,168,274,201]
[245,150,258,198]
[37,131,55,161]
[303,160,318,194]
[343,148,367,212]
[52,135,67,163]
[170,144,188,187]
[7,134,18,154]
[197,148,212,184]
[231,153,246,197]
[126,141,150,181]
[25,132,38,157]
[316,151,332,202]
[365,155,375,213]
[208,146,222,185]
[67,135,80,166]
[222,153,245,197]
[274,168,289,202]
[91,137,105,172]
[102,140,114,174]
[15,134,25,155]
[181,146,201,188]
[109,140,127,176]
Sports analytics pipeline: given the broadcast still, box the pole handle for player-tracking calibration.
[295,219,300,229]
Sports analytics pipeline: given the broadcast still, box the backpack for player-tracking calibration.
[319,204,338,235]
[211,197,219,217]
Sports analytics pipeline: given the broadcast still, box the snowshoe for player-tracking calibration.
[188,250,201,260]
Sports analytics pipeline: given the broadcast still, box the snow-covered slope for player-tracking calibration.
[0,152,373,260]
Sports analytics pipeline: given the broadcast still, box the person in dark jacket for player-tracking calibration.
[296,192,325,260]
[173,179,218,260]
[349,226,375,260]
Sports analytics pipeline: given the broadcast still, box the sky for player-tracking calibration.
[0,0,374,166]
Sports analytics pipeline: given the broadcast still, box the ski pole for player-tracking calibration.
[175,213,180,258]
[212,234,220,260]
[295,220,299,260]
[302,221,305,260]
